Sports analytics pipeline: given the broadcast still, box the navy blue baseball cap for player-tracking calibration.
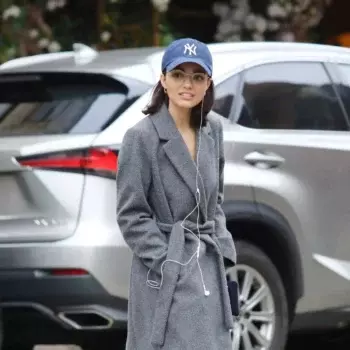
[161,38,213,76]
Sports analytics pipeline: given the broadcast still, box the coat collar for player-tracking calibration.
[151,104,212,141]
[150,104,215,221]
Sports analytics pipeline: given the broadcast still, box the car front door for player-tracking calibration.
[234,60,350,312]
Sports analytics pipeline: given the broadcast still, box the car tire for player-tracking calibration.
[227,240,289,350]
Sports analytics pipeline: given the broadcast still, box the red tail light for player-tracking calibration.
[17,148,118,178]
[49,268,89,276]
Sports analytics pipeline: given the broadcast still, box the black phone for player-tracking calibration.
[227,280,240,316]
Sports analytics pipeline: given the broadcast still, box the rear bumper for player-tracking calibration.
[0,221,132,299]
[0,221,131,332]
[0,269,128,330]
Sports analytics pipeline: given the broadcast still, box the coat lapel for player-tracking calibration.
[196,124,215,220]
[150,104,215,221]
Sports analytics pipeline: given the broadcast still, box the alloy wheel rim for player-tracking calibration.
[227,264,276,350]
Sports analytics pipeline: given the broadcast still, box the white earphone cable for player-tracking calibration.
[147,98,209,297]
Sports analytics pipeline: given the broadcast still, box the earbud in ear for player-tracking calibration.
[204,290,210,296]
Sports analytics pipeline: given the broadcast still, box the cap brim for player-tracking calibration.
[165,57,212,76]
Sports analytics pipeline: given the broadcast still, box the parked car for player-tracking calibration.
[1,41,350,350]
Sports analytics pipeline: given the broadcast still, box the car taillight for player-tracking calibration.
[16,148,118,178]
[49,268,89,276]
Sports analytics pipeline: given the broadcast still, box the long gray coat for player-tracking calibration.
[116,104,237,350]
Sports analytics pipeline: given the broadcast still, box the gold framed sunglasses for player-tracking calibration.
[167,69,209,84]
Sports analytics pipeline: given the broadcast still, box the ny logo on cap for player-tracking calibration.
[184,43,197,56]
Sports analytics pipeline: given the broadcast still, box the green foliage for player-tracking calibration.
[0,0,180,63]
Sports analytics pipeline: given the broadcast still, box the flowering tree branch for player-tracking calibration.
[213,0,332,43]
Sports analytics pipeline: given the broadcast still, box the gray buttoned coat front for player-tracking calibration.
[116,105,237,350]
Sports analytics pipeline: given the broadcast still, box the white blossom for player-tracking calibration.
[10,5,20,17]
[57,0,67,8]
[2,5,21,20]
[214,0,329,43]
[29,29,39,39]
[267,3,287,18]
[231,24,241,33]
[232,8,246,21]
[306,7,323,27]
[46,0,65,11]
[48,41,61,52]
[255,16,267,33]
[214,0,254,42]
[151,0,171,13]
[244,14,256,30]
[230,35,241,42]
[101,31,112,43]
[38,38,50,48]
[46,0,57,11]
[280,31,295,42]
[212,3,230,18]
[217,20,235,36]
[267,20,280,31]
[214,32,222,41]
[307,15,322,27]
[252,32,264,41]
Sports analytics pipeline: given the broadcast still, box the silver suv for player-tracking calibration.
[1,42,350,350]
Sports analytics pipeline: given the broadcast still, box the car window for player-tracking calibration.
[213,74,240,119]
[236,62,348,131]
[334,64,350,124]
[0,72,147,136]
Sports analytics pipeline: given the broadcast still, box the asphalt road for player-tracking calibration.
[31,329,350,350]
[286,329,350,349]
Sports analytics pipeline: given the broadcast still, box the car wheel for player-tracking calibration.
[226,240,289,350]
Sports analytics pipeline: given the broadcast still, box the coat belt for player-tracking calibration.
[157,219,215,235]
[150,220,233,347]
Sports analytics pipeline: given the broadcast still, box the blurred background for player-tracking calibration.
[1,0,350,64]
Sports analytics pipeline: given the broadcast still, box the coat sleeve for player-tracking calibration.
[214,120,237,267]
[116,126,167,274]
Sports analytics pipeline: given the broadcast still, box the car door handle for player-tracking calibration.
[244,151,285,169]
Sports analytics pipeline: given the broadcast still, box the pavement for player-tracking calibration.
[286,329,350,349]
[34,347,81,350]
[30,329,350,349]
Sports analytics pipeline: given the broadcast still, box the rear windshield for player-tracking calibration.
[0,72,138,136]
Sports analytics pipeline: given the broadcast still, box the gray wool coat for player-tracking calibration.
[116,104,237,350]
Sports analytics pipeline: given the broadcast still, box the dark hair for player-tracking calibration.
[142,76,215,129]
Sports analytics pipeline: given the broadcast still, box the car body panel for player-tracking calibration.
[235,128,350,312]
[0,134,96,242]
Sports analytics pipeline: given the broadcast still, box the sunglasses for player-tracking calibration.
[167,69,209,84]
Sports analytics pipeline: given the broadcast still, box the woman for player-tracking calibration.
[117,38,237,350]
